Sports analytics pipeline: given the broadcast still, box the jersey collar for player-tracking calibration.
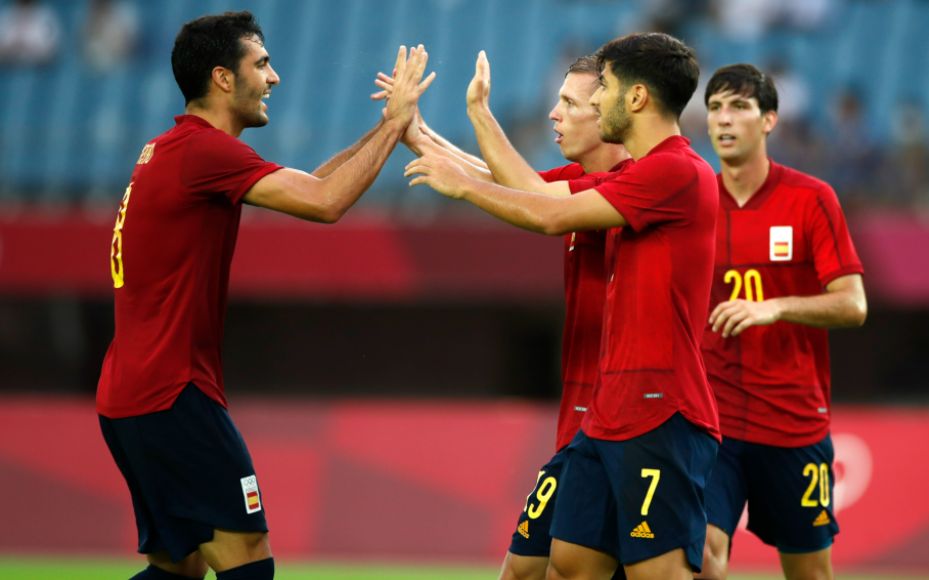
[717,158,783,211]
[174,114,218,129]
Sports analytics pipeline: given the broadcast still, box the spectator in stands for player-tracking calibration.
[767,58,809,124]
[827,89,879,204]
[83,0,139,72]
[884,99,929,207]
[0,0,61,66]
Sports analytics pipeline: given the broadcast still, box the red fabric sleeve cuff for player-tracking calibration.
[819,264,865,288]
[229,163,284,205]
[595,187,644,232]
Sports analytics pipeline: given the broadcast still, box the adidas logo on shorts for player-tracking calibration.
[517,520,529,539]
[630,521,654,538]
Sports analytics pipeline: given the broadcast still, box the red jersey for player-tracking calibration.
[539,160,632,451]
[701,160,863,447]
[568,136,721,442]
[97,115,283,418]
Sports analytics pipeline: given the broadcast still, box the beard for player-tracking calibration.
[232,82,270,129]
[599,98,631,144]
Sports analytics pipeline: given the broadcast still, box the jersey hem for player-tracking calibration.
[719,428,830,449]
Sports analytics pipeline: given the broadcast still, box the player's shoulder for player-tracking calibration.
[775,162,835,199]
[540,162,586,183]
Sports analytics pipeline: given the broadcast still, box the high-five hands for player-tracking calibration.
[405,155,471,199]
[466,51,491,111]
[371,71,424,145]
[383,45,436,130]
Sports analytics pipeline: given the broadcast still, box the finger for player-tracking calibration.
[730,318,756,337]
[708,300,734,324]
[374,79,394,92]
[722,311,749,338]
[409,176,432,187]
[370,90,388,100]
[710,306,736,332]
[417,71,436,93]
[377,72,395,84]
[394,45,407,78]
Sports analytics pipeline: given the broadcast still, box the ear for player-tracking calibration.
[628,84,648,113]
[211,66,234,94]
[762,109,778,135]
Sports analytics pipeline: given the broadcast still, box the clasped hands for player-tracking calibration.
[372,48,493,199]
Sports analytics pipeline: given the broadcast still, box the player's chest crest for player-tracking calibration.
[769,226,793,261]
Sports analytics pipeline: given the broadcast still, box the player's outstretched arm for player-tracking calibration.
[244,46,435,223]
[405,154,626,235]
[709,274,867,338]
[310,117,384,179]
[371,74,493,181]
[466,51,568,198]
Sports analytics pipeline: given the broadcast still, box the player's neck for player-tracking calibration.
[578,145,627,174]
[184,103,244,138]
[721,150,770,207]
[624,117,680,161]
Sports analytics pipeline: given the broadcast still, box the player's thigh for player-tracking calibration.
[146,550,209,578]
[623,547,693,580]
[743,436,838,553]
[500,551,549,580]
[509,449,568,560]
[604,413,718,573]
[779,546,834,580]
[548,432,622,564]
[199,528,272,573]
[112,384,270,563]
[547,538,618,580]
[695,524,731,580]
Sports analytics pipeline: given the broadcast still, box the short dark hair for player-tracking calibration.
[566,55,599,77]
[171,11,265,105]
[705,64,778,114]
[596,33,699,119]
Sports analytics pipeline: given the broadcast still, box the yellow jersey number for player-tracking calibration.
[524,470,557,519]
[110,183,132,288]
[801,463,831,507]
[724,269,764,302]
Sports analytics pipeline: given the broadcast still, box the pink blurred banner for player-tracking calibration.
[1,211,927,303]
[0,397,927,573]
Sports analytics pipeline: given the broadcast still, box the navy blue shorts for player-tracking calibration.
[509,447,569,557]
[550,413,718,572]
[99,383,268,563]
[705,435,839,554]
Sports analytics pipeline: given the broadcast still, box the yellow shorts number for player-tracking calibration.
[527,476,557,519]
[801,462,831,507]
[640,469,661,516]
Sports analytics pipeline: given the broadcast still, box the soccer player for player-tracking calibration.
[96,12,433,580]
[377,55,632,580]
[407,33,720,580]
[696,64,867,580]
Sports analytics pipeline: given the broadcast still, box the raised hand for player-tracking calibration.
[384,45,436,130]
[371,71,424,145]
[466,50,491,111]
[405,155,471,199]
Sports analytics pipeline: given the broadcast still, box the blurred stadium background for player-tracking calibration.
[1,0,928,578]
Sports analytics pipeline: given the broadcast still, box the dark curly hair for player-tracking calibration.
[171,11,265,105]
[596,32,699,119]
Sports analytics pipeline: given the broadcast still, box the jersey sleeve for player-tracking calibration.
[568,153,695,232]
[181,130,283,204]
[806,185,864,286]
[538,163,584,183]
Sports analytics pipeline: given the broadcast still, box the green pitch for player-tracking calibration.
[0,557,919,580]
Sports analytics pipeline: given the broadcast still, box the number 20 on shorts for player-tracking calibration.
[801,463,831,507]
